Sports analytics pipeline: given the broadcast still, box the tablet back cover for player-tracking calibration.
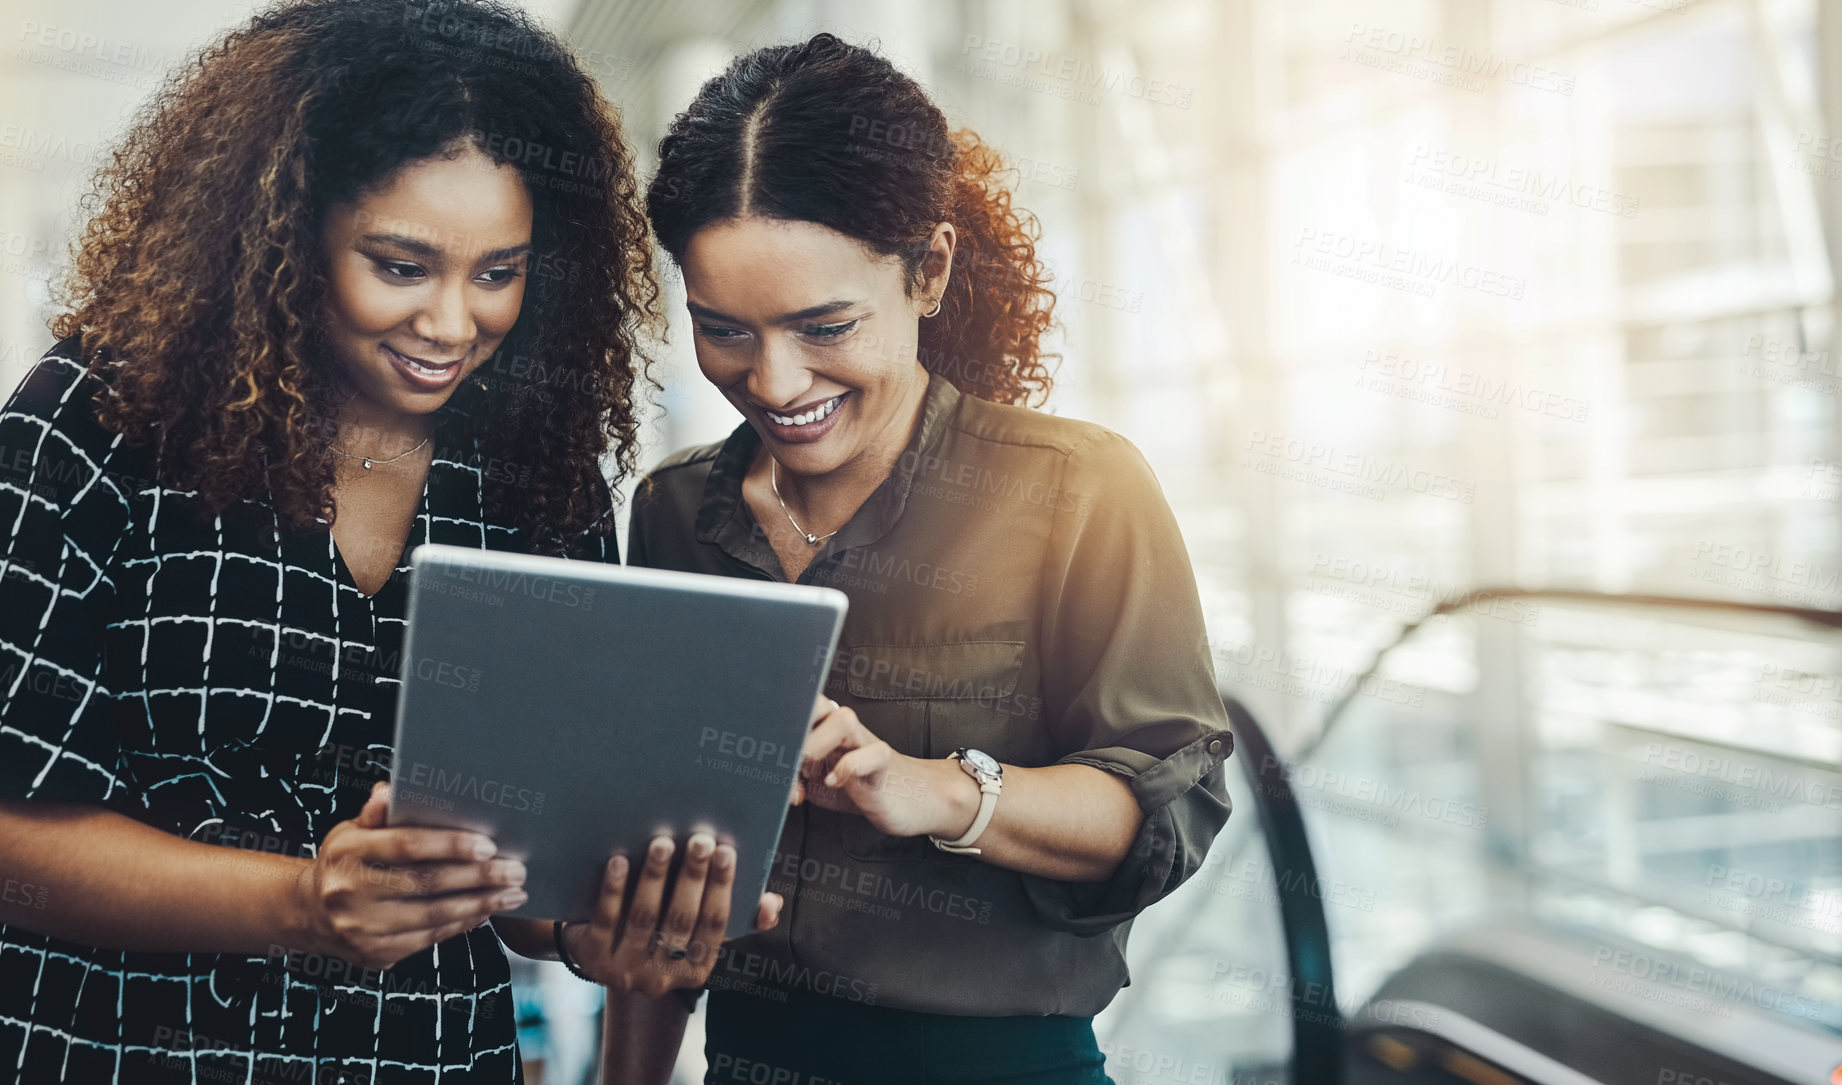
[389,544,846,939]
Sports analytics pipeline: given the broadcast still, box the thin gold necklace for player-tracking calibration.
[770,459,840,547]
[329,433,432,470]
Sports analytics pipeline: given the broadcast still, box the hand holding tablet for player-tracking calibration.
[388,546,847,942]
[553,832,776,996]
[294,781,526,971]
[298,778,782,991]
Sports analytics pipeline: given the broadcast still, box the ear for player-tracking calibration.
[918,221,957,314]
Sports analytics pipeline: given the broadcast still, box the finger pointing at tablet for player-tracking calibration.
[794,696,842,807]
[798,703,952,839]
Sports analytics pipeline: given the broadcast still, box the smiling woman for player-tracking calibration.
[622,33,1233,1085]
[47,0,658,554]
[0,1,766,1083]
[317,147,536,594]
[320,155,534,402]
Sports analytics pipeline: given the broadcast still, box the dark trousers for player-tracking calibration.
[705,988,1114,1085]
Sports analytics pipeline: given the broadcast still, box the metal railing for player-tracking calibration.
[1194,589,1842,1082]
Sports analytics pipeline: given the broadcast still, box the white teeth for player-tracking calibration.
[767,395,842,427]
[392,348,459,378]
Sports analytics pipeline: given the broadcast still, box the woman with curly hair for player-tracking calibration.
[0,1,769,1081]
[617,33,1234,1084]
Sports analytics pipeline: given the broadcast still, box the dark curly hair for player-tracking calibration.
[646,33,1057,408]
[50,0,657,554]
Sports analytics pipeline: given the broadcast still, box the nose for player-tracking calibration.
[746,338,815,409]
[410,275,475,351]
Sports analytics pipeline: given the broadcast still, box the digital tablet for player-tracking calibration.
[388,544,848,939]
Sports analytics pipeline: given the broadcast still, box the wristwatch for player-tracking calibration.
[929,747,1004,855]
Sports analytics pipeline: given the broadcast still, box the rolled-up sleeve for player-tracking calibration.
[1024,428,1232,934]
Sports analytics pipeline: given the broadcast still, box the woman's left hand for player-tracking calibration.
[558,832,781,998]
[795,700,969,839]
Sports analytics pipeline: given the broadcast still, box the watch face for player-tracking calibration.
[961,748,1002,776]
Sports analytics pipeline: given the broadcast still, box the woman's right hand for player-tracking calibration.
[294,781,527,969]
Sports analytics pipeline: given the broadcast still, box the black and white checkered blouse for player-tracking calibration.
[0,342,613,1083]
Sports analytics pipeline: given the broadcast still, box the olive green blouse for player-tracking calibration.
[628,371,1232,1018]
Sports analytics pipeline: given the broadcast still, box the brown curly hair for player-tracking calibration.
[50,0,657,554]
[646,33,1057,407]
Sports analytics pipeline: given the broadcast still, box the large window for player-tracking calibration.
[5,0,1836,1079]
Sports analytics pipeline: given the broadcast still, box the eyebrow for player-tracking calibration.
[359,233,533,264]
[686,299,859,325]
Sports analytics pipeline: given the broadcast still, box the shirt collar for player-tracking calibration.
[695,370,964,577]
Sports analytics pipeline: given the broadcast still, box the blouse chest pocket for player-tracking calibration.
[835,640,1027,863]
[844,641,1026,756]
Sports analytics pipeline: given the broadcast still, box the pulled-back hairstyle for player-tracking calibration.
[51,0,656,553]
[646,33,1056,407]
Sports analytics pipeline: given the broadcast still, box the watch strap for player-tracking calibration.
[931,766,1001,854]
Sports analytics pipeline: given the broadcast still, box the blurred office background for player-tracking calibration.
[4,0,1840,1082]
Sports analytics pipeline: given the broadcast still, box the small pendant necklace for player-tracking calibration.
[329,433,432,471]
[770,459,839,547]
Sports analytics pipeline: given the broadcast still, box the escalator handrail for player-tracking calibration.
[1311,587,1842,765]
[1196,593,1834,1080]
[1222,691,1343,1083]
[1212,591,1837,1082]
[1348,999,1608,1085]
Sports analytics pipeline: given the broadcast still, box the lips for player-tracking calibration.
[763,395,843,427]
[755,393,847,445]
[383,344,464,392]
